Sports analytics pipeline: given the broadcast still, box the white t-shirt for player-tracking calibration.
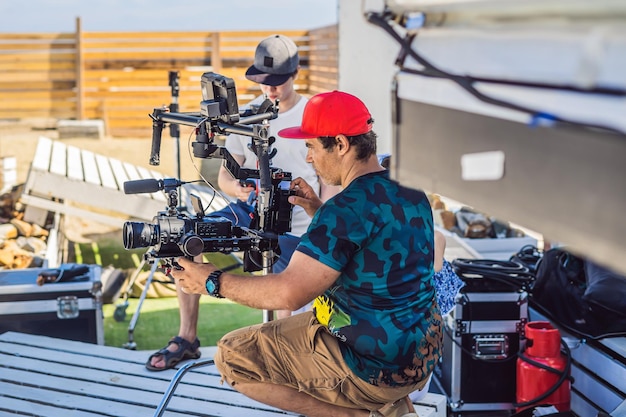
[225,95,317,237]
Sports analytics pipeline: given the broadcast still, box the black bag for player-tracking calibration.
[531,248,626,339]
[583,261,626,318]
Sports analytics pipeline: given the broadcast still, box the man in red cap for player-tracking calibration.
[173,91,442,417]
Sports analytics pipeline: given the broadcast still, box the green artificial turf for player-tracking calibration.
[102,296,262,350]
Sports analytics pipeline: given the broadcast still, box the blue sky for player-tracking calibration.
[0,0,338,32]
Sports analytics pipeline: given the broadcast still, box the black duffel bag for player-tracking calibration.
[530,248,626,339]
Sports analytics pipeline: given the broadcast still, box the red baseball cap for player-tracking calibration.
[278,91,373,139]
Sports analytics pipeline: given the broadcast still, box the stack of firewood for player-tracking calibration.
[0,186,49,269]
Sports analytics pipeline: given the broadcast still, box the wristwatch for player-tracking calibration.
[205,270,224,298]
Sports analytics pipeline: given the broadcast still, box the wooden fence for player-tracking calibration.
[0,19,338,138]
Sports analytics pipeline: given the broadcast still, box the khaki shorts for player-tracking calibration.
[214,312,429,411]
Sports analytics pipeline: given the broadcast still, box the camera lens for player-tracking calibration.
[123,221,158,249]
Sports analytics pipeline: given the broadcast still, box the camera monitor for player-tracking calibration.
[200,72,240,124]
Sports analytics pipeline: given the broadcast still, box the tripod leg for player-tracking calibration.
[123,261,159,349]
[113,256,147,322]
[120,257,147,303]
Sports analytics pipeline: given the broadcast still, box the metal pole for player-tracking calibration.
[152,359,216,417]
[168,71,181,172]
[262,250,275,322]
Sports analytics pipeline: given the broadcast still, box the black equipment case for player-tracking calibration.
[435,290,528,413]
[0,264,103,344]
[434,259,533,414]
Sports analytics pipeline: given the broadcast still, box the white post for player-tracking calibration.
[1,156,17,192]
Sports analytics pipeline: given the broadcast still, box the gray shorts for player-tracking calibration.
[214,312,428,411]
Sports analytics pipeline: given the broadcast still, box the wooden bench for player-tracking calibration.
[0,332,446,417]
[21,136,228,228]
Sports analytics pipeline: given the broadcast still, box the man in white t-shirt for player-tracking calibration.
[147,34,338,371]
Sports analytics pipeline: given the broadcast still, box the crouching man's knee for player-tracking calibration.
[213,324,270,388]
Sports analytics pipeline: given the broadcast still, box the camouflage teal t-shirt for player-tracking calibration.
[297,170,443,386]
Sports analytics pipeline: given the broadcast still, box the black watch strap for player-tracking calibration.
[205,270,224,298]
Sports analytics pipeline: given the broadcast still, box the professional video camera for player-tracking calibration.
[122,72,294,272]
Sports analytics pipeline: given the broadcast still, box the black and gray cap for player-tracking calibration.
[245,34,299,86]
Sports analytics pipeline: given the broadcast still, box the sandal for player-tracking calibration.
[145,336,201,371]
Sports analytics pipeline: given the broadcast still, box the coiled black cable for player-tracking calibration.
[452,258,535,292]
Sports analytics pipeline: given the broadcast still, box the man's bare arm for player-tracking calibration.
[172,251,339,312]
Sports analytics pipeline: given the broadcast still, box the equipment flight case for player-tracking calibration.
[433,259,533,415]
[0,264,103,344]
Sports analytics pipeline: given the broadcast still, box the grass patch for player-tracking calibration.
[71,232,146,269]
[103,296,262,350]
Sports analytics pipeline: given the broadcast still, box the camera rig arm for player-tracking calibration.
[126,72,294,276]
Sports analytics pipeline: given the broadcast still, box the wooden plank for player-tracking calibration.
[0,51,75,60]
[76,17,85,120]
[0,71,75,82]
[0,33,75,41]
[0,60,76,71]
[0,356,270,413]
[120,161,143,182]
[0,80,75,91]
[31,136,53,171]
[80,150,101,186]
[94,154,118,189]
[49,140,68,177]
[0,332,298,417]
[0,90,75,100]
[135,165,162,180]
[83,31,219,40]
[0,108,74,119]
[0,52,76,61]
[84,68,201,80]
[81,30,306,40]
[66,145,84,181]
[83,51,215,61]
[108,158,131,191]
[0,395,104,417]
[0,380,191,417]
[0,100,75,112]
[0,41,75,51]
[81,40,215,50]
[22,137,54,199]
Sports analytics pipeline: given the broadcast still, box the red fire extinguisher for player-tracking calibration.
[516,321,571,412]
